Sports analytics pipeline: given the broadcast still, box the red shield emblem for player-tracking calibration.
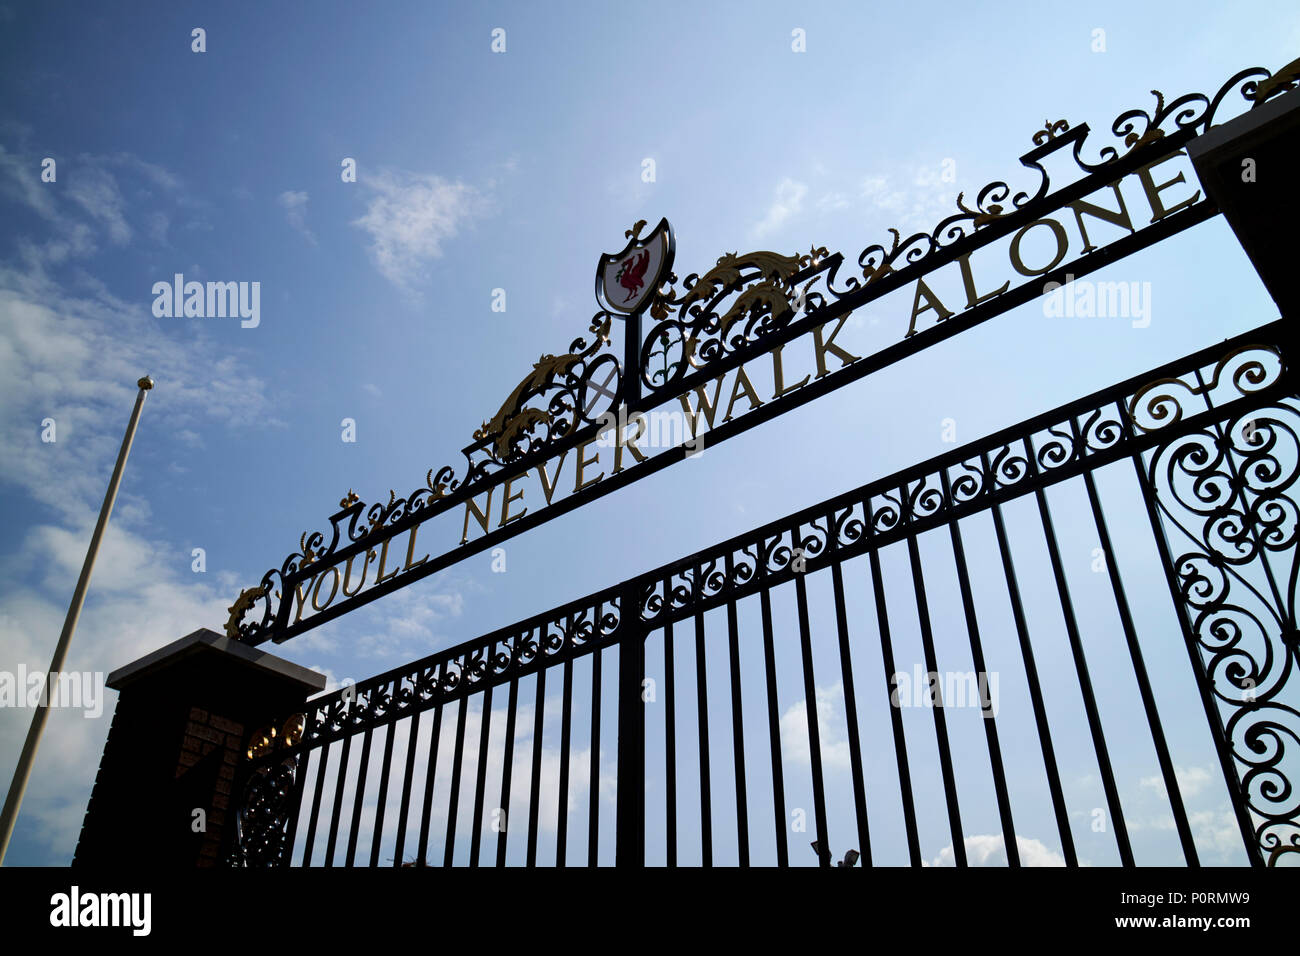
[595,218,674,315]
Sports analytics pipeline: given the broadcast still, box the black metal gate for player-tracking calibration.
[224,320,1298,867]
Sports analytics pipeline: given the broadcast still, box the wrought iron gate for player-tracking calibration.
[224,321,1298,867]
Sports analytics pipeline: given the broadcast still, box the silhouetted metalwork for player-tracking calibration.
[224,321,1299,866]
[225,61,1298,649]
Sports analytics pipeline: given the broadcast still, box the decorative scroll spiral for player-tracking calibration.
[1151,401,1300,866]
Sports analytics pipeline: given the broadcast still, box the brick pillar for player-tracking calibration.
[72,627,325,868]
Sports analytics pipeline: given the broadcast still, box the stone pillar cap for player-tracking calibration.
[106,627,327,694]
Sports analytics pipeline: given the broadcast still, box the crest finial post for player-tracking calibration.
[625,219,647,240]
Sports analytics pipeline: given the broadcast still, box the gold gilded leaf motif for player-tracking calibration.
[1032,118,1070,146]
[1253,57,1300,106]
[677,250,804,337]
[863,229,903,284]
[225,584,267,639]
[799,245,829,269]
[472,313,613,460]
[1124,90,1167,149]
[281,714,306,747]
[246,724,276,760]
[957,193,1005,227]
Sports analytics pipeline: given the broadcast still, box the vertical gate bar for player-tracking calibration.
[323,731,352,867]
[1031,477,1133,866]
[369,714,397,867]
[614,579,646,866]
[280,743,313,867]
[868,546,921,866]
[527,663,547,866]
[470,681,495,867]
[496,676,520,867]
[793,567,830,866]
[588,641,602,867]
[416,670,446,867]
[905,532,967,866]
[759,587,789,866]
[556,656,575,866]
[725,582,750,866]
[941,469,1018,866]
[664,614,678,867]
[344,726,374,867]
[443,692,470,866]
[1124,406,1263,866]
[830,558,871,865]
[987,462,1077,866]
[1082,466,1198,865]
[694,608,713,866]
[302,739,329,866]
[393,703,421,866]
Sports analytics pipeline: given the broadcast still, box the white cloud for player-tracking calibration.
[352,169,490,289]
[292,580,468,663]
[277,189,316,244]
[779,681,851,772]
[0,148,282,864]
[0,143,57,220]
[928,833,1066,867]
[859,164,955,233]
[750,178,808,240]
[1140,764,1213,800]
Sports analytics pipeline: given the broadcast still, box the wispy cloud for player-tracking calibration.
[0,148,284,864]
[277,189,316,245]
[749,177,808,240]
[352,169,491,290]
[928,834,1066,867]
[858,163,955,234]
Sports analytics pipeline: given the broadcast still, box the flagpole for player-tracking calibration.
[0,376,154,864]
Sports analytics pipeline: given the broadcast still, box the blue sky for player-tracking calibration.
[1,1,1297,866]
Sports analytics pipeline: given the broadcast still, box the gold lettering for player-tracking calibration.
[574,439,603,492]
[403,523,429,569]
[1068,181,1134,253]
[498,475,528,527]
[1009,218,1069,277]
[812,314,862,377]
[311,566,340,611]
[459,488,495,545]
[376,536,400,583]
[534,450,568,506]
[341,550,376,597]
[613,414,648,474]
[771,343,810,397]
[677,375,727,437]
[956,250,1009,310]
[293,576,316,623]
[1136,150,1201,223]
[723,366,764,421]
[904,277,955,338]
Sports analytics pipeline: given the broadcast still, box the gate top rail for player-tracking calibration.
[249,317,1290,759]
